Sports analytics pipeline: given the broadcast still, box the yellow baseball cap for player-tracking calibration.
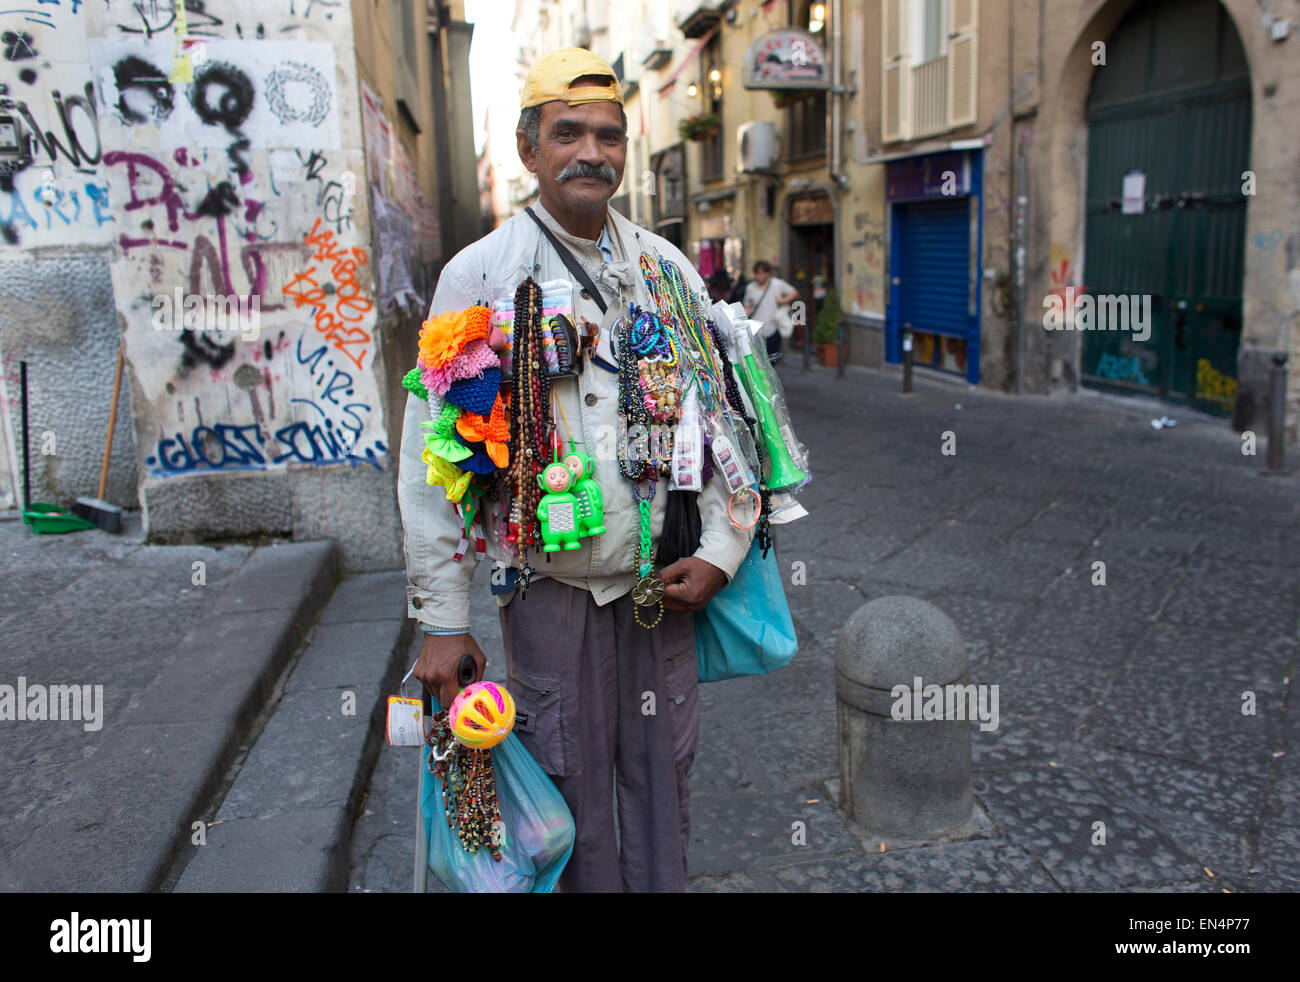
[521,47,624,109]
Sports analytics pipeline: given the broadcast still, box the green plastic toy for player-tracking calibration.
[536,461,583,552]
[562,449,606,538]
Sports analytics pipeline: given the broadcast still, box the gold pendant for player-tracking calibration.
[632,575,665,606]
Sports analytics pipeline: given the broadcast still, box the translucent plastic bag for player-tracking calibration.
[710,301,811,494]
[696,539,798,683]
[421,698,575,893]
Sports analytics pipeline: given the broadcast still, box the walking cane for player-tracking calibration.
[413,758,428,893]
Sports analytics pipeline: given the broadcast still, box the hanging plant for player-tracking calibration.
[770,89,811,109]
[678,112,721,142]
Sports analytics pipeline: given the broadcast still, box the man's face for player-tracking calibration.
[520,98,626,211]
[755,268,771,286]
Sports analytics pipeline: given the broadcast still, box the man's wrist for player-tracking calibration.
[420,624,469,635]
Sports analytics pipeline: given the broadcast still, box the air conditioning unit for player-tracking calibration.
[737,121,779,173]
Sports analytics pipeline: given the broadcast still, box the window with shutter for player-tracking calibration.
[881,0,906,142]
[910,0,947,138]
[881,0,978,143]
[947,0,977,127]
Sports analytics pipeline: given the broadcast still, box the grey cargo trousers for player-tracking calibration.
[498,577,700,893]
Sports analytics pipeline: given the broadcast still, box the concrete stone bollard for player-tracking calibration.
[835,595,972,838]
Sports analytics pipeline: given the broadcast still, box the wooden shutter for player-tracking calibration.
[948,0,977,128]
[881,0,907,142]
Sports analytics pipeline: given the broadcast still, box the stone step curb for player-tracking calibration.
[173,570,412,892]
[0,540,340,892]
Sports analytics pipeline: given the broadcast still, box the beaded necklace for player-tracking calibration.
[506,276,552,593]
[661,257,728,415]
[427,710,503,861]
[615,306,681,629]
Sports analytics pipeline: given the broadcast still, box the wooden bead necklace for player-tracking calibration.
[506,276,552,594]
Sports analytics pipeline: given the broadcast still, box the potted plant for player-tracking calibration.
[678,112,720,142]
[812,287,843,367]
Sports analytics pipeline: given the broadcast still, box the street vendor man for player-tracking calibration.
[397,47,754,892]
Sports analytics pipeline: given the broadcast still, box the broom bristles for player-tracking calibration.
[72,497,123,533]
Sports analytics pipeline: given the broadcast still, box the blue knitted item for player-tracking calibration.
[445,368,501,416]
[454,434,499,474]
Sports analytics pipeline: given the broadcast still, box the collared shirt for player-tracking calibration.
[396,200,754,632]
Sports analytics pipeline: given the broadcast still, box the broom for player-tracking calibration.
[72,340,126,532]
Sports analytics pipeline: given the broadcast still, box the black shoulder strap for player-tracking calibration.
[525,206,608,314]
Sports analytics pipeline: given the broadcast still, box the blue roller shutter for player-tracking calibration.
[896,197,971,342]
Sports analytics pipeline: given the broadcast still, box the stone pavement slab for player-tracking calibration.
[686,789,858,877]
[739,838,1059,893]
[175,571,411,892]
[0,515,338,892]
[1079,665,1284,782]
[973,765,1206,891]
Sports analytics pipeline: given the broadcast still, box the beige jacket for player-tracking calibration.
[397,199,755,631]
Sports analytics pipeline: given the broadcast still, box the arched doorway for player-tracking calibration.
[1081,0,1250,415]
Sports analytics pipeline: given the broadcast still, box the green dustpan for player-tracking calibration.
[18,361,96,535]
[23,502,96,534]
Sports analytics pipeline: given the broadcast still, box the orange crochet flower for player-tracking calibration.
[418,305,492,369]
[456,393,510,468]
[461,305,491,345]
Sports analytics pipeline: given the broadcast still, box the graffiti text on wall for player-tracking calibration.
[282,218,373,371]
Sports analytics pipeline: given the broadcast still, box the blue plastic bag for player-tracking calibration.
[695,539,798,682]
[420,699,575,893]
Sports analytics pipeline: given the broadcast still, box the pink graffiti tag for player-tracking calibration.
[103,150,188,233]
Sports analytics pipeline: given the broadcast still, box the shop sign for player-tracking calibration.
[743,30,828,90]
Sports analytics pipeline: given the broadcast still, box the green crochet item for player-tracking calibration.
[421,403,472,463]
[402,367,429,402]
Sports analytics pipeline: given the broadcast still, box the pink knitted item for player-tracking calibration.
[420,339,500,396]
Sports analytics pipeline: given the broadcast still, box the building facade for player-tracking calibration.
[851,0,1297,432]
[507,0,1298,437]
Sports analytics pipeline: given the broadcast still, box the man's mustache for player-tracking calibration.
[557,161,617,185]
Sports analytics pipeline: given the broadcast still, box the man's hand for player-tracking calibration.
[660,556,728,612]
[414,631,487,709]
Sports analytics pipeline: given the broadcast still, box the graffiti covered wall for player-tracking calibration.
[0,1,129,511]
[0,0,402,567]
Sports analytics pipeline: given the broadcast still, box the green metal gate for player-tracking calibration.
[1082,0,1250,416]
